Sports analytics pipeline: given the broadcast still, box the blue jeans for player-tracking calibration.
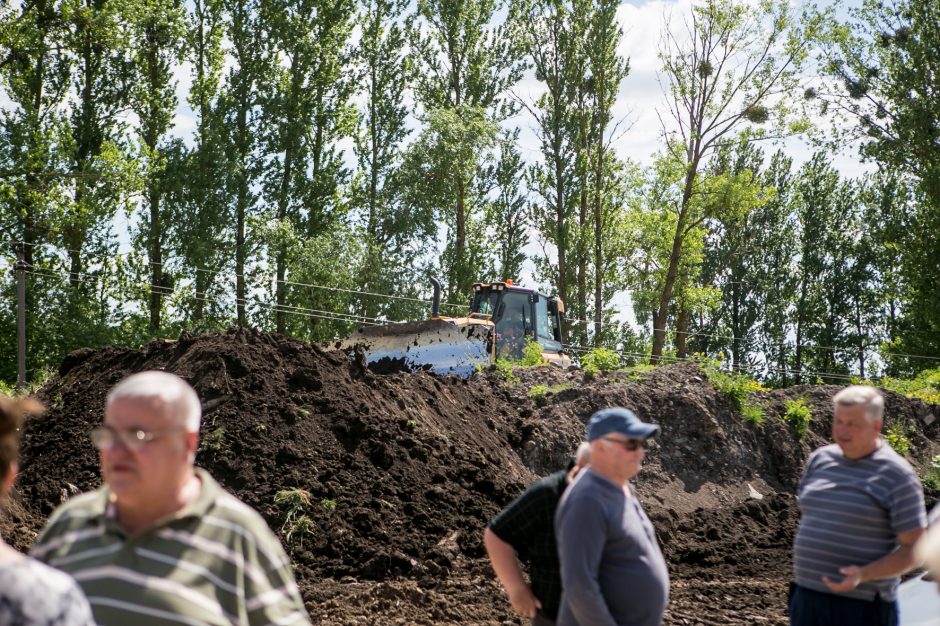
[788,584,897,626]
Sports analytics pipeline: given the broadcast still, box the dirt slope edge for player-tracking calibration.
[3,328,938,625]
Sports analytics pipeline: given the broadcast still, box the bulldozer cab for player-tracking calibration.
[470,282,565,360]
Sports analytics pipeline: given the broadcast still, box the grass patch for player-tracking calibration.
[783,398,813,438]
[274,488,316,547]
[699,357,768,426]
[528,382,573,402]
[198,427,226,453]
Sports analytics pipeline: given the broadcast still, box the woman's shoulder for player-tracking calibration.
[0,557,94,625]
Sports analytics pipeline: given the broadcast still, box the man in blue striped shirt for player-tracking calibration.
[790,385,926,626]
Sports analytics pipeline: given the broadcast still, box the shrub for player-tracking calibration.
[699,357,767,426]
[880,367,940,406]
[519,339,547,367]
[742,400,765,426]
[580,348,621,374]
[783,398,812,438]
[493,358,518,385]
[923,455,940,490]
[884,422,911,456]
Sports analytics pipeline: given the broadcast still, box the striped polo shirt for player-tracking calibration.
[793,442,926,601]
[31,468,310,626]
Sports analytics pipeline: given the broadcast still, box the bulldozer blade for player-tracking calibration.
[340,319,492,378]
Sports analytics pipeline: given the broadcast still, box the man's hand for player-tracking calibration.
[822,566,864,592]
[507,584,542,619]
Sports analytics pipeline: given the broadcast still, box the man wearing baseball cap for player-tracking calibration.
[554,407,669,626]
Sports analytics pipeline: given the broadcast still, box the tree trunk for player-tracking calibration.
[149,184,163,332]
[592,76,605,346]
[676,307,689,358]
[652,158,699,360]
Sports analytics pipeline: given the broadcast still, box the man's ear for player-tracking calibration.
[184,431,200,456]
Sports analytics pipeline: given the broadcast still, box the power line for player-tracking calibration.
[14,268,928,384]
[7,239,470,310]
[12,245,940,366]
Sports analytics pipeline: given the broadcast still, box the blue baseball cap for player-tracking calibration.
[587,407,659,442]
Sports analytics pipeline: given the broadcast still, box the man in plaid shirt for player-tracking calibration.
[484,443,591,626]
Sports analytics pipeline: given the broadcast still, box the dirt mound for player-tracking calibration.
[3,328,939,625]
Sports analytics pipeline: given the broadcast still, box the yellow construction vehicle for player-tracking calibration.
[340,278,572,377]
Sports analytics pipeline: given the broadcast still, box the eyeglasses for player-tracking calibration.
[601,437,648,452]
[90,425,184,451]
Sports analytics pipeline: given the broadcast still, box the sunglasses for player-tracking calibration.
[601,437,648,451]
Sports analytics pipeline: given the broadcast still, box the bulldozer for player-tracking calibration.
[340,278,572,377]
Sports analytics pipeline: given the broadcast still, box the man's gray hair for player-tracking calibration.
[575,441,592,466]
[832,385,884,424]
[107,371,202,432]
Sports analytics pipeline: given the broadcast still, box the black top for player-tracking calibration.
[488,469,569,620]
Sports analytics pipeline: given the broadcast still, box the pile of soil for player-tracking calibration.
[3,328,939,625]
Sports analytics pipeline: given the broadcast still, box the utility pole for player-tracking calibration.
[15,245,27,389]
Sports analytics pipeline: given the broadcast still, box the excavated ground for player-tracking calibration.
[3,328,939,625]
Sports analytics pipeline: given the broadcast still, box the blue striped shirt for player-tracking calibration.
[793,443,926,601]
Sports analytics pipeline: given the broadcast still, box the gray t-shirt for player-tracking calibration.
[555,469,670,626]
[0,556,95,625]
[793,442,926,601]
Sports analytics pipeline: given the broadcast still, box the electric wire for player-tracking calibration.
[12,246,940,367]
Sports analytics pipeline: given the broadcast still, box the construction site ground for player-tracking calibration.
[3,328,939,625]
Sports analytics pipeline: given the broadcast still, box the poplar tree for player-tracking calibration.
[515,0,579,335]
[60,0,131,288]
[174,0,227,325]
[352,0,431,323]
[409,0,524,302]
[219,0,266,327]
[0,0,72,379]
[260,0,355,335]
[125,0,185,332]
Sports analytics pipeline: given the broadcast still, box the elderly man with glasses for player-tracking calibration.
[31,370,311,626]
[554,407,669,626]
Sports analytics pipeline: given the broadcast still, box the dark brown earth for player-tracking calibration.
[2,328,939,625]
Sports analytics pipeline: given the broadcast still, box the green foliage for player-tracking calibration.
[199,427,225,453]
[527,382,572,402]
[880,368,940,406]
[783,398,813,438]
[519,338,547,367]
[822,0,940,369]
[700,357,767,426]
[321,498,337,511]
[741,402,765,426]
[884,422,911,456]
[493,358,518,385]
[274,488,315,546]
[923,455,940,490]
[580,348,621,377]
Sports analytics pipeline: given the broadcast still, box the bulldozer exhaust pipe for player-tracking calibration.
[430,277,441,318]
